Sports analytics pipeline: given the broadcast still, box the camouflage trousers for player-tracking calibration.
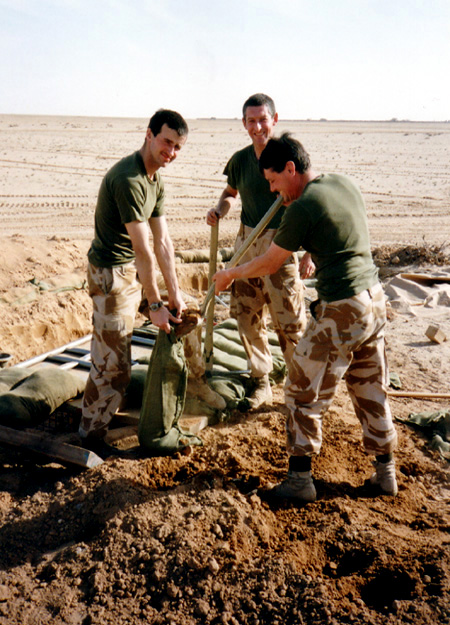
[80,262,205,439]
[231,224,307,378]
[284,283,397,457]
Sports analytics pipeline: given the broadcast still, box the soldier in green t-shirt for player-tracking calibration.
[206,94,314,410]
[79,110,191,456]
[213,133,398,503]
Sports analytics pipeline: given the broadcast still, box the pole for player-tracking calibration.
[200,194,284,317]
[204,219,219,372]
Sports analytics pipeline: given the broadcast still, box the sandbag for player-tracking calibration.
[0,368,30,394]
[138,330,202,454]
[207,373,251,412]
[217,317,282,346]
[211,333,248,361]
[0,368,86,428]
[211,346,248,372]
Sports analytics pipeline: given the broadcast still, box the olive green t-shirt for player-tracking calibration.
[224,145,284,229]
[88,151,165,267]
[274,174,378,302]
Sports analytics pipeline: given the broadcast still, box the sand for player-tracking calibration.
[0,115,450,625]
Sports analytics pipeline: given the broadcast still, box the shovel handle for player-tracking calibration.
[204,220,219,371]
[200,195,284,317]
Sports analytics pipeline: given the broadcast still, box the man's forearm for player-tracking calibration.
[214,243,291,294]
[134,250,161,304]
[216,188,238,218]
[153,235,180,301]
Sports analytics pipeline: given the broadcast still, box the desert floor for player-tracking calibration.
[0,115,449,625]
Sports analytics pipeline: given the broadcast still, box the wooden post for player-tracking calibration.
[204,220,219,372]
[200,195,284,317]
[0,424,103,468]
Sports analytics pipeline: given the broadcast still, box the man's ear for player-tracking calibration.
[273,112,279,125]
[145,127,153,142]
[286,161,296,176]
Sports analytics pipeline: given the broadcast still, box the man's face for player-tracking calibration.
[243,104,278,150]
[263,163,300,205]
[147,123,187,169]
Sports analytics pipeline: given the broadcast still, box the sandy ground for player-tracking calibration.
[0,115,450,624]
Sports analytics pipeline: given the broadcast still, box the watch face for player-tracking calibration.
[150,301,163,311]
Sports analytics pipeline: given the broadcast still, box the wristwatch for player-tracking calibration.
[148,300,164,312]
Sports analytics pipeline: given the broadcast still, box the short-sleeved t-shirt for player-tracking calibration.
[88,151,165,267]
[274,173,378,302]
[224,145,284,229]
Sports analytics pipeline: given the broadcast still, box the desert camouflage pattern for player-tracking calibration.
[182,310,205,379]
[80,263,207,438]
[80,262,142,438]
[230,224,307,378]
[284,283,397,457]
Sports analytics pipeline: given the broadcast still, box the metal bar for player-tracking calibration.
[15,335,93,368]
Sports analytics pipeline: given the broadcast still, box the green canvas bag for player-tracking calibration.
[138,329,202,453]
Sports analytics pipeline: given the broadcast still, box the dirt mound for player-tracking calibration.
[372,243,450,268]
[1,391,449,625]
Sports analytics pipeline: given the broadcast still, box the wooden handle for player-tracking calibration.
[204,221,219,372]
[200,195,284,317]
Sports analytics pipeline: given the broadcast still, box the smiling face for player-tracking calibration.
[242,104,278,155]
[146,123,187,170]
[263,162,301,205]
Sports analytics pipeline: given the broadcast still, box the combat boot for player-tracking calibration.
[370,458,398,496]
[268,470,317,503]
[248,374,272,409]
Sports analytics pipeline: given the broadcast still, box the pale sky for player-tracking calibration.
[1,0,449,121]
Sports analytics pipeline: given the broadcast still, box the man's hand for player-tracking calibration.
[168,291,187,319]
[299,252,315,279]
[213,268,234,295]
[149,305,181,334]
[206,208,220,227]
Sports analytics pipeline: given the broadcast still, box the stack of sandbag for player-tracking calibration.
[127,317,286,427]
[0,367,86,429]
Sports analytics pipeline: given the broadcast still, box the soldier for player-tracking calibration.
[207,94,314,409]
[80,109,221,458]
[214,133,398,503]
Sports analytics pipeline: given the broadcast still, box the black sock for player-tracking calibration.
[289,455,312,473]
[376,453,393,464]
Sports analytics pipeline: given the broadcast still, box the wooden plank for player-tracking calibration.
[0,425,103,468]
[105,426,138,444]
[388,390,450,400]
[400,273,450,284]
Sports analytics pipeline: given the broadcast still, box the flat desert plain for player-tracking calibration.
[0,115,450,625]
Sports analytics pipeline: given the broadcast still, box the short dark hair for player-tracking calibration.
[242,93,276,119]
[259,132,311,174]
[148,109,189,137]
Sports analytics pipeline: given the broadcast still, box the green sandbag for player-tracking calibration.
[138,330,202,454]
[211,333,248,361]
[208,373,250,412]
[212,346,248,372]
[216,317,282,347]
[0,368,86,429]
[0,368,30,394]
